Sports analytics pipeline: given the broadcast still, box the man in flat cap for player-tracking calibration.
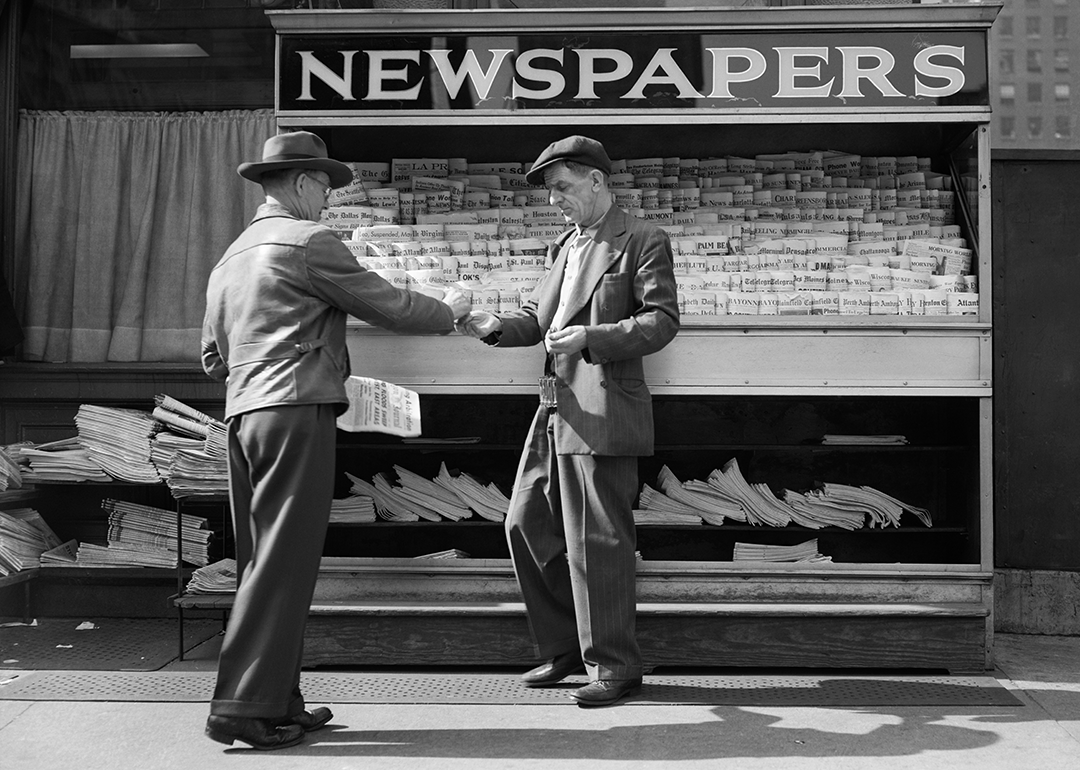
[460,135,679,707]
[202,131,469,749]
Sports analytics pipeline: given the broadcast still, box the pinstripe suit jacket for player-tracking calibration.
[495,205,679,456]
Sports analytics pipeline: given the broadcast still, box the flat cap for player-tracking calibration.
[525,135,612,187]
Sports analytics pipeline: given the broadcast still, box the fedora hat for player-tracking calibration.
[238,131,353,189]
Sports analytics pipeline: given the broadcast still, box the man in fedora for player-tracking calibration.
[459,135,679,707]
[202,131,470,750]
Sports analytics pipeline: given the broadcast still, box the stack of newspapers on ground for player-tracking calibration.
[185,558,237,594]
[73,498,211,568]
[343,462,509,523]
[0,507,63,575]
[150,395,228,498]
[635,459,932,531]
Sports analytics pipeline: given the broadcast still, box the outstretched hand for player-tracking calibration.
[455,311,502,339]
[441,288,472,321]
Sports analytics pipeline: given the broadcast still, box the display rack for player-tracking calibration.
[257,3,1000,671]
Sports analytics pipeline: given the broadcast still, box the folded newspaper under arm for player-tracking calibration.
[337,377,422,437]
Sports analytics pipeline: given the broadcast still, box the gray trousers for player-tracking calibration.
[211,403,335,719]
[506,408,642,681]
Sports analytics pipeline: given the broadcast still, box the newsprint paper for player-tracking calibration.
[337,377,422,437]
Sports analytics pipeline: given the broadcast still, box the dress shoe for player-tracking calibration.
[521,651,585,687]
[205,715,304,750]
[275,706,333,732]
[570,678,643,707]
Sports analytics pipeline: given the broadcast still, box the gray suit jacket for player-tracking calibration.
[495,205,679,456]
[202,202,454,420]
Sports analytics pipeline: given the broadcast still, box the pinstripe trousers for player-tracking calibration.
[506,407,643,681]
[211,404,335,719]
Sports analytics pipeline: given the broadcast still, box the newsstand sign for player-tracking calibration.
[276,30,989,114]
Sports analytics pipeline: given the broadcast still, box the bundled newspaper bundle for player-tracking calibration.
[74,498,211,568]
[433,463,508,523]
[152,395,227,458]
[329,493,377,524]
[0,507,62,575]
[732,538,832,563]
[74,404,162,484]
[150,395,229,499]
[18,437,112,483]
[185,558,237,594]
[0,446,22,491]
[638,460,932,530]
[343,463,510,523]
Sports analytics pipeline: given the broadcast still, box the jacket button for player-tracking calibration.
[600,381,607,388]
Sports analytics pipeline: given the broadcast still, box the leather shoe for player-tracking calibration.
[571,678,643,707]
[275,707,333,732]
[521,651,585,687]
[205,715,304,750]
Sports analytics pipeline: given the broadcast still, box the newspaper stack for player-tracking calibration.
[40,539,79,567]
[414,549,471,559]
[329,494,377,524]
[634,483,703,525]
[655,465,749,525]
[344,472,420,521]
[784,483,932,528]
[392,465,473,521]
[152,395,227,458]
[0,446,22,491]
[149,396,229,499]
[74,499,210,568]
[74,405,162,484]
[18,437,112,482]
[733,538,832,563]
[704,459,794,527]
[163,449,229,499]
[821,435,909,445]
[433,463,509,522]
[0,508,62,575]
[185,558,237,594]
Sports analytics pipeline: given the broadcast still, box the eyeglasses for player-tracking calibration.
[304,174,332,199]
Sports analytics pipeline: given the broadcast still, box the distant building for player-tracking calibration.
[982,0,1079,150]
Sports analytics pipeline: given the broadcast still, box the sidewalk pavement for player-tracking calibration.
[1,632,1078,770]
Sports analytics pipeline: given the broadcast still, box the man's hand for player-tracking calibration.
[441,288,471,321]
[545,325,587,355]
[456,311,502,339]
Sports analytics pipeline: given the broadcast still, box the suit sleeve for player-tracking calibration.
[582,226,680,364]
[304,229,455,335]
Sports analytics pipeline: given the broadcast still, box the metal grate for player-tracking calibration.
[0,670,1022,707]
[0,618,221,671]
